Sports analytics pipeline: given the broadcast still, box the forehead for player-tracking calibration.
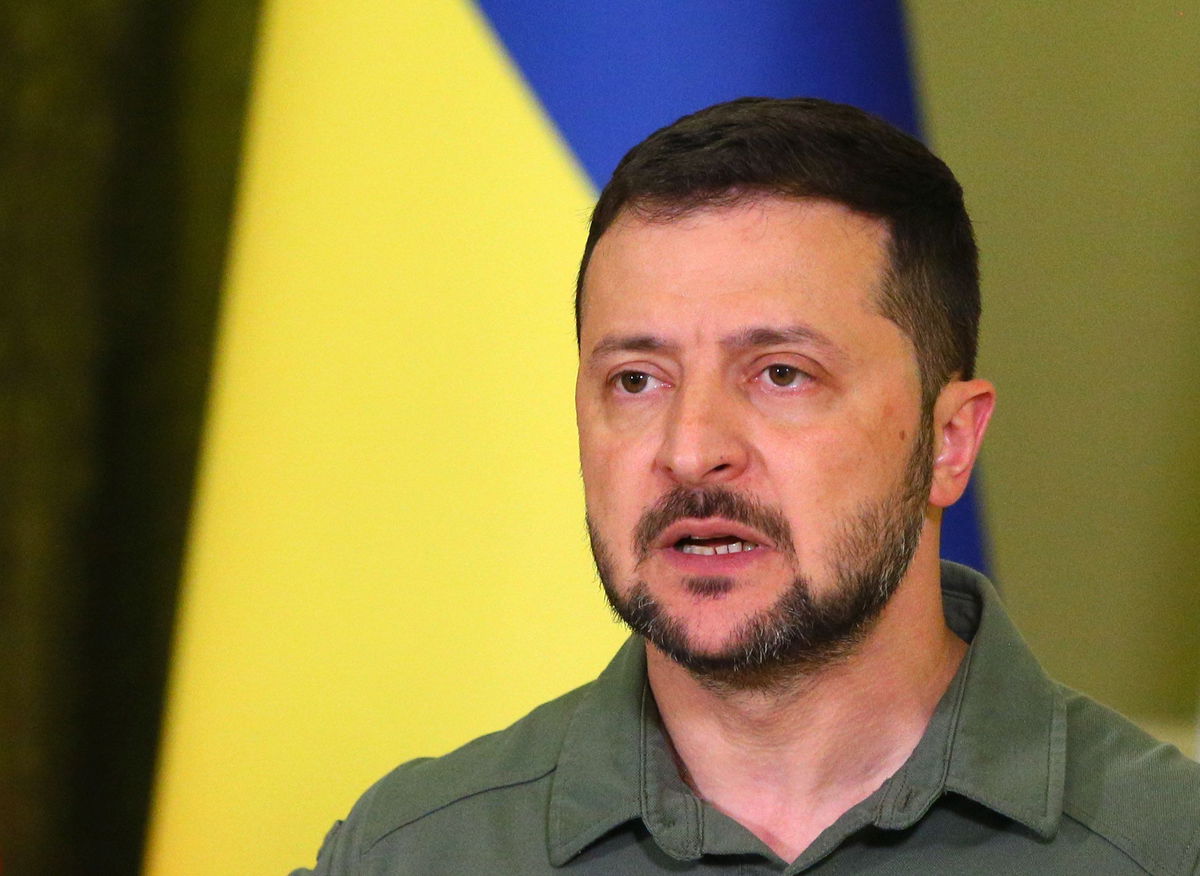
[580,197,895,348]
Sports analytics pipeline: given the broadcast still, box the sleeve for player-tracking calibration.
[289,817,356,875]
[287,758,426,874]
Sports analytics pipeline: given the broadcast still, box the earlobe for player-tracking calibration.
[929,378,996,508]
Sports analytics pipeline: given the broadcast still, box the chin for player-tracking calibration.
[600,566,890,691]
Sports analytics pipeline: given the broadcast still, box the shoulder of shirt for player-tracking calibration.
[344,680,592,853]
[1059,683,1200,875]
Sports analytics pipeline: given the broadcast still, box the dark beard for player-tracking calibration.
[588,415,933,691]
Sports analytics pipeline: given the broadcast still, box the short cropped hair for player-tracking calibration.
[575,97,979,406]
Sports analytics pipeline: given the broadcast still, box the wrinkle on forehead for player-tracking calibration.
[614,194,889,253]
[590,197,890,302]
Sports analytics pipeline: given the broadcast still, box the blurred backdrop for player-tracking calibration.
[2,2,1197,874]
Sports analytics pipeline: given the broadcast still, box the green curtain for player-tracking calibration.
[0,1,260,871]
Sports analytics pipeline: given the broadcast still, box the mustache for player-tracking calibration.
[632,485,796,562]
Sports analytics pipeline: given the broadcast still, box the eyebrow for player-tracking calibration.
[588,334,674,361]
[588,324,847,363]
[720,325,845,359]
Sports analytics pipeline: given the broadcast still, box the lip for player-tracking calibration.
[657,543,770,575]
[645,517,775,576]
[654,518,774,552]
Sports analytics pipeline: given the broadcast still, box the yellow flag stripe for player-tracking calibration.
[145,1,623,872]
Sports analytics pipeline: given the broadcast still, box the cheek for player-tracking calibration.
[798,398,916,486]
[578,425,639,523]
[576,395,610,480]
[763,426,897,543]
[579,427,670,566]
[763,425,868,496]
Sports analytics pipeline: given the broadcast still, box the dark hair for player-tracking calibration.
[575,97,979,406]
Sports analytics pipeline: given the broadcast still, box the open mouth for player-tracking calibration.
[674,535,760,556]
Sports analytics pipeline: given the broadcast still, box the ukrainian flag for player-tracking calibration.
[145,3,986,872]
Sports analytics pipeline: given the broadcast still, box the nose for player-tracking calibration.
[655,379,750,485]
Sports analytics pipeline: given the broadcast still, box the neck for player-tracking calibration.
[644,550,966,863]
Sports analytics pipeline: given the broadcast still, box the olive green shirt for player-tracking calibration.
[294,563,1200,874]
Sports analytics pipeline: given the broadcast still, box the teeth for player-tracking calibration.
[679,541,758,556]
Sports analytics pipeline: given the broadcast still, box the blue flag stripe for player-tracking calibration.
[475,0,988,573]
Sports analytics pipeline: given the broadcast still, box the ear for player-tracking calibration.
[929,378,996,509]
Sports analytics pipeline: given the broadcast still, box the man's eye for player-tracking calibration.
[615,371,656,394]
[763,364,808,388]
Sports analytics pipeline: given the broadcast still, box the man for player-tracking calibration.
[295,98,1200,874]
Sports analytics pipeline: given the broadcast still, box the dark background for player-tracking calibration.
[1,2,259,872]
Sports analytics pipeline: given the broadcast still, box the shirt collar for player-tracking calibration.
[547,562,1067,866]
[546,636,647,865]
[930,561,1066,838]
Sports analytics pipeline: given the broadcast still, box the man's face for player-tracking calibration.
[575,197,933,684]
